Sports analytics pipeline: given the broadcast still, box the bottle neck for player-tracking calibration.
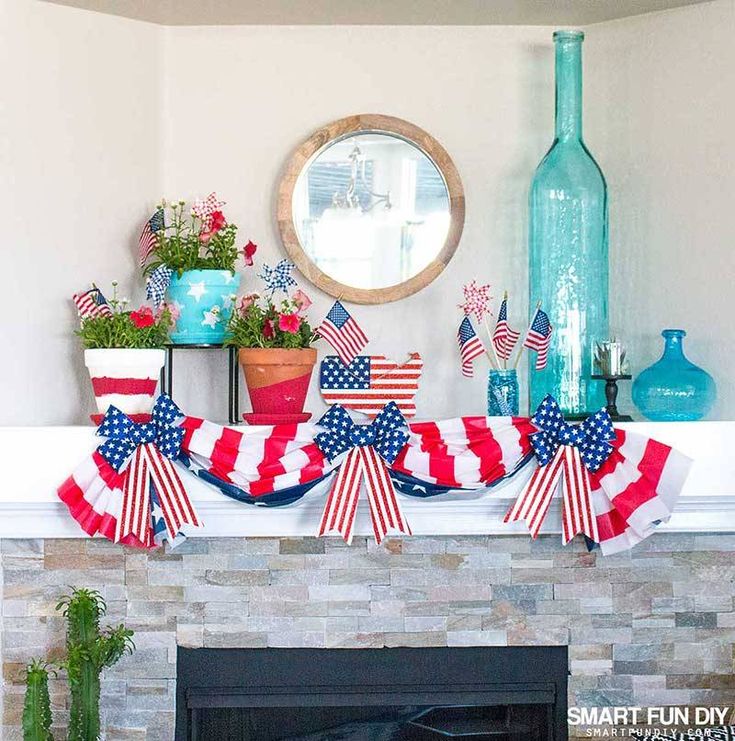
[554,36,583,142]
[662,330,686,360]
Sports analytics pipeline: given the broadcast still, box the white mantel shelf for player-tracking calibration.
[0,422,733,539]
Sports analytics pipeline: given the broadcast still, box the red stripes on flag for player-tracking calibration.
[318,446,411,544]
[504,445,599,543]
[72,289,113,320]
[316,310,369,366]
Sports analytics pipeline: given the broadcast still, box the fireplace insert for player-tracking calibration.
[176,646,568,741]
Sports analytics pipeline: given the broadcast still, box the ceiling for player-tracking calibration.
[41,0,714,26]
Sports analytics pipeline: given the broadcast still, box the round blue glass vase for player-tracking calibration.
[487,369,520,416]
[528,30,608,416]
[632,329,716,421]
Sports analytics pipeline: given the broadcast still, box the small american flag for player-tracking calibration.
[72,287,113,319]
[320,354,423,418]
[138,208,165,267]
[492,297,520,361]
[316,301,369,366]
[523,308,553,370]
[457,317,485,378]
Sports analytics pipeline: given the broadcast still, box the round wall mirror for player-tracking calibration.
[277,114,465,304]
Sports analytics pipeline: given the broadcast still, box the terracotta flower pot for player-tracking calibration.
[238,347,317,422]
[84,348,166,423]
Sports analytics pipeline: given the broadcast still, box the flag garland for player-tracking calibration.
[56,394,691,554]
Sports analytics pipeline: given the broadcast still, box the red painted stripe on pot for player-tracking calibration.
[246,372,312,415]
[91,377,158,396]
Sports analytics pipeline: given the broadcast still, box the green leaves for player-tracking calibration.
[226,299,315,349]
[143,201,240,274]
[76,310,172,349]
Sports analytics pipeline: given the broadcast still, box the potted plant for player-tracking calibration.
[226,262,317,424]
[74,282,174,423]
[141,193,256,344]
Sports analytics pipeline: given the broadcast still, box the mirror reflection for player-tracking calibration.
[292,132,451,290]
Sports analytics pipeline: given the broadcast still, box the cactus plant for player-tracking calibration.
[22,588,134,741]
[22,660,54,741]
[57,588,134,741]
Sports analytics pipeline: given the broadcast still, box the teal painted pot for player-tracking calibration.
[167,269,241,345]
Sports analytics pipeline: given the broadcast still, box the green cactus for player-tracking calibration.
[22,660,54,741]
[56,588,135,741]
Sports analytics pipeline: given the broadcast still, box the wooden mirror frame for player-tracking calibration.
[277,114,465,305]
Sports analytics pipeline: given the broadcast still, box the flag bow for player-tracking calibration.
[504,395,616,543]
[96,395,200,545]
[315,402,412,544]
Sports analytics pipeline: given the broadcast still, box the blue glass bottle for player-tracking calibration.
[632,329,716,421]
[528,30,608,415]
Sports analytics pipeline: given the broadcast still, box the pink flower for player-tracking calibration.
[199,230,213,244]
[157,302,180,322]
[241,240,257,266]
[292,289,312,316]
[278,312,301,334]
[130,306,155,328]
[263,318,275,340]
[237,293,259,314]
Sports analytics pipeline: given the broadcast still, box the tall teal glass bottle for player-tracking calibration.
[528,30,608,415]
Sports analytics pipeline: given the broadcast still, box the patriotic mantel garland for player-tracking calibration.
[57,394,692,555]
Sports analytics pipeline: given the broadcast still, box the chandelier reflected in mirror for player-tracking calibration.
[331,141,393,213]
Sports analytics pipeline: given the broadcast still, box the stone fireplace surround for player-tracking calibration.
[1,532,734,740]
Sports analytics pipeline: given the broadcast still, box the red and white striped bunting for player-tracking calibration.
[318,446,411,545]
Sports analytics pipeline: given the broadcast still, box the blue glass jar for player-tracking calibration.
[528,30,608,416]
[632,329,716,421]
[487,369,519,416]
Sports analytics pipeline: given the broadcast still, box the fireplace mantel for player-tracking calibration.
[0,421,732,539]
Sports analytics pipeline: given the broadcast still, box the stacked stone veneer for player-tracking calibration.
[1,533,734,739]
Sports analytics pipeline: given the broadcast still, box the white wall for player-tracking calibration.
[160,24,554,419]
[3,0,733,424]
[0,0,161,425]
[585,0,735,418]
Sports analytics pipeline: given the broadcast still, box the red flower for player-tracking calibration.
[241,240,257,266]
[263,318,275,339]
[210,210,227,232]
[130,306,155,328]
[278,312,301,334]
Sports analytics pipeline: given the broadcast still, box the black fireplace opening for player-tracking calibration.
[176,646,568,741]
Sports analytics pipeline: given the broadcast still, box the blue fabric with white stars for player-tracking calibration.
[320,356,370,389]
[529,395,616,473]
[96,394,185,471]
[314,401,409,464]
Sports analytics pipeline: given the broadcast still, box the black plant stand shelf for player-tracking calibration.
[161,344,239,425]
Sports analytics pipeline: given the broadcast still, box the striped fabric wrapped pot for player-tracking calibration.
[238,347,317,424]
[84,348,165,421]
[167,269,241,345]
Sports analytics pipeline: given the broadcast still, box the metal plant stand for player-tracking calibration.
[161,344,240,425]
